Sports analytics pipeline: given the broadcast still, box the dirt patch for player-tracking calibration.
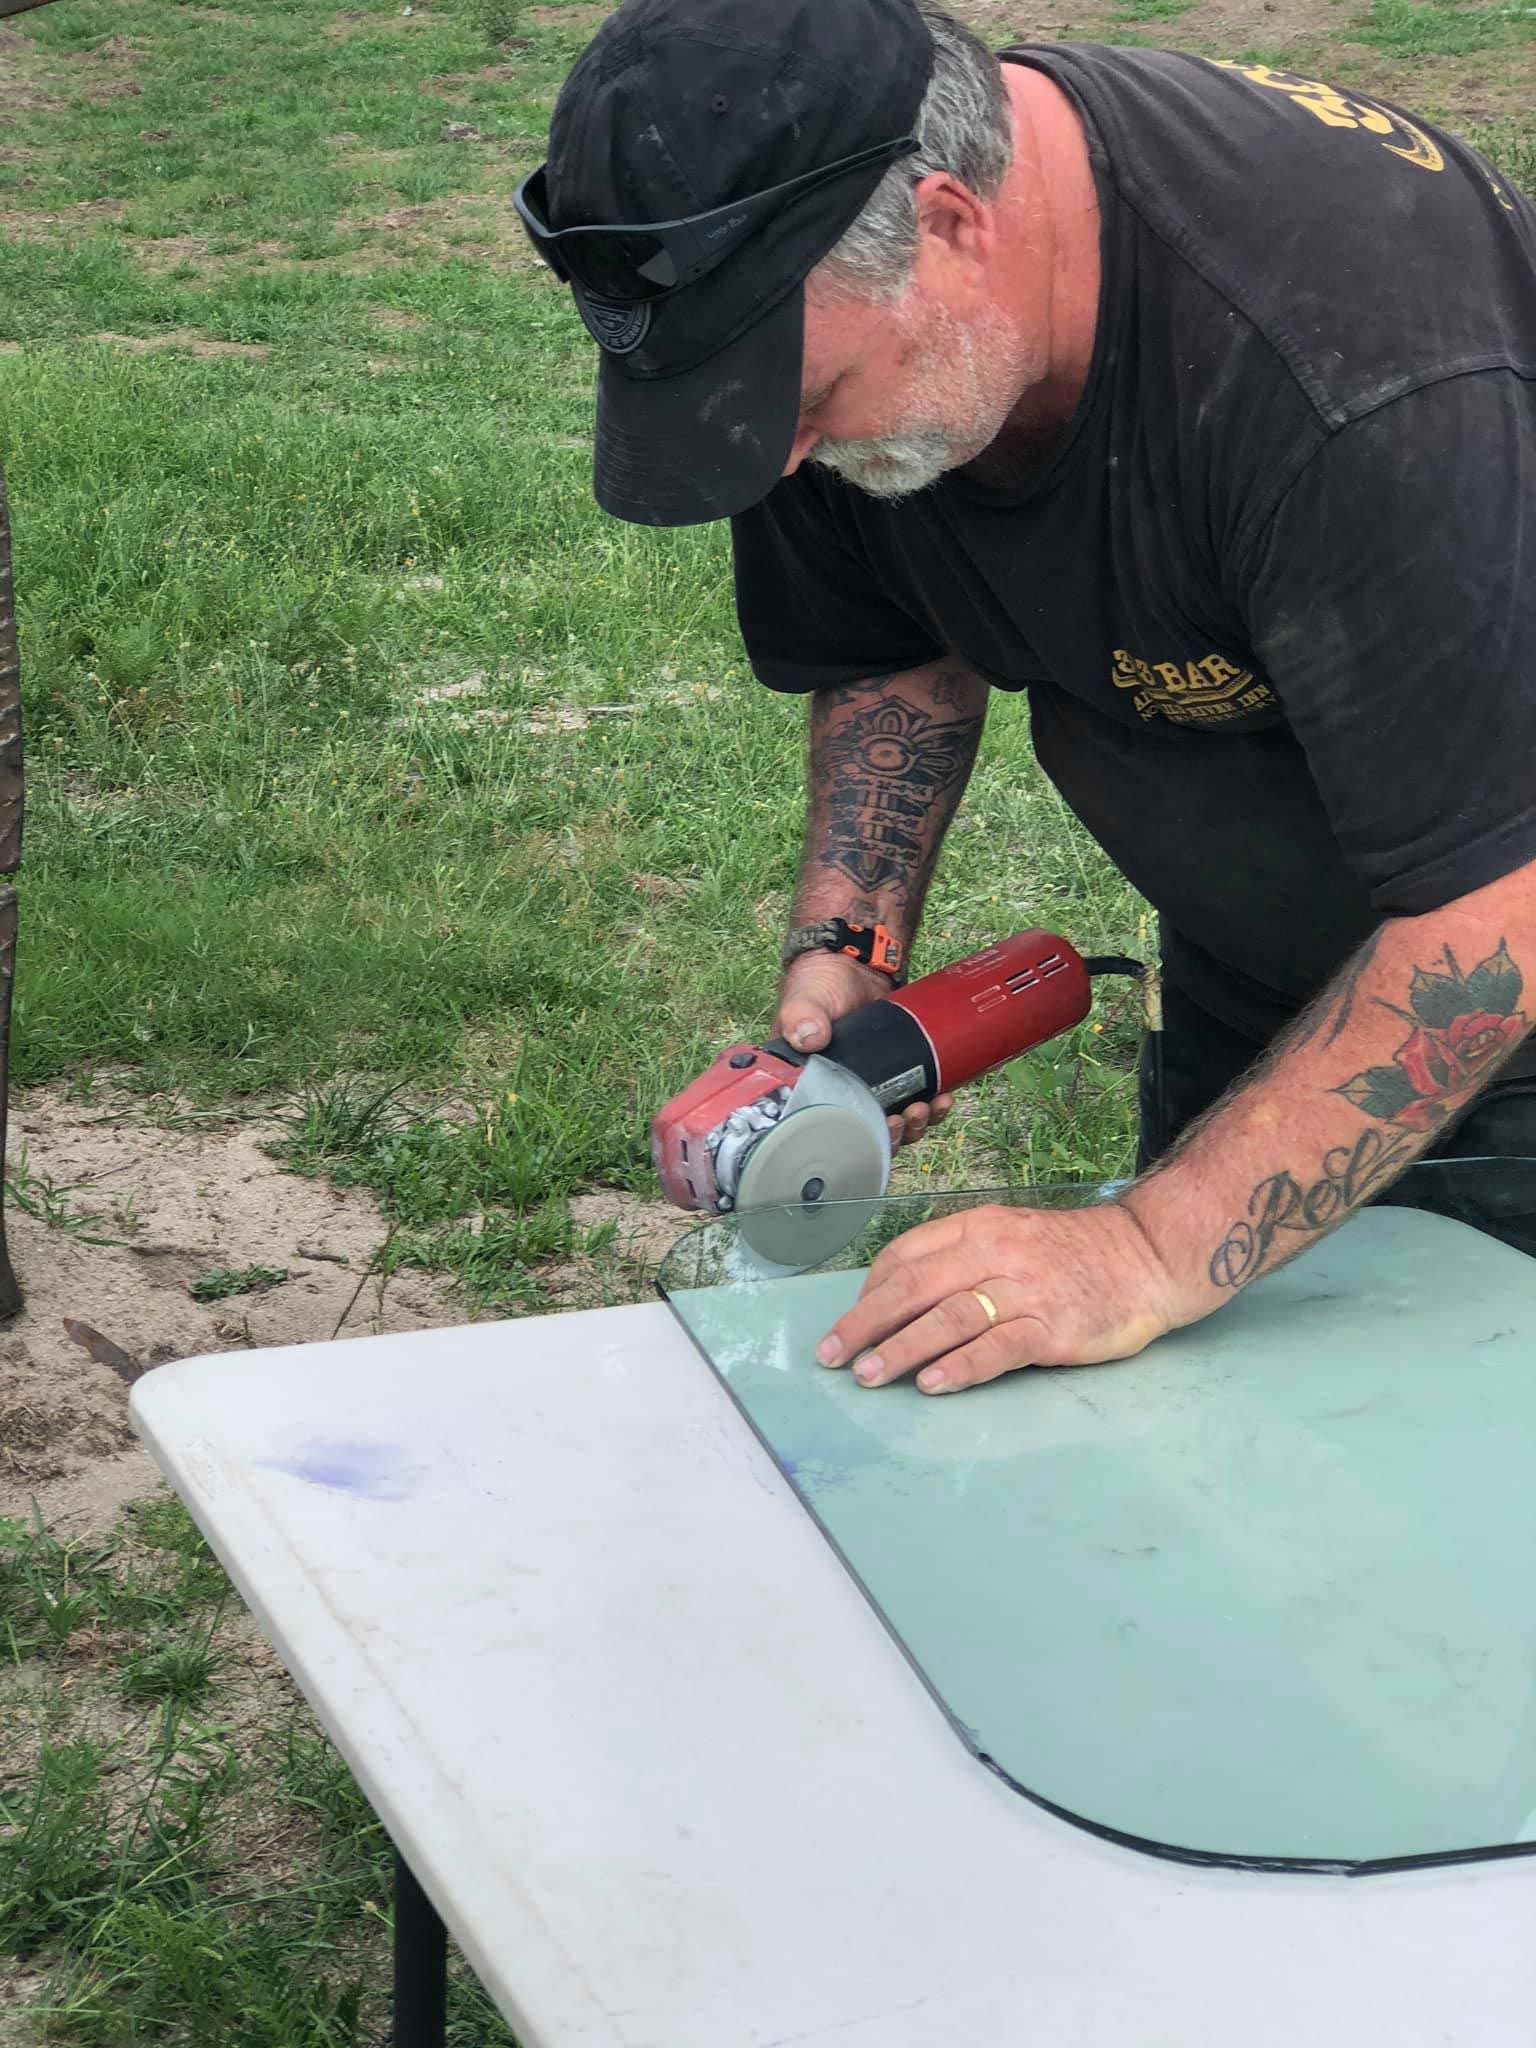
[523,4,610,25]
[326,6,443,33]
[567,1190,683,1274]
[341,193,539,267]
[420,62,521,92]
[0,1087,464,1516]
[78,77,145,101]
[15,1443,164,1537]
[92,328,271,359]
[119,232,214,273]
[1352,49,1536,123]
[369,304,427,330]
[338,146,416,172]
[127,234,286,274]
[70,34,146,61]
[0,198,127,241]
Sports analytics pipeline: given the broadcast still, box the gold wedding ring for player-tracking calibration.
[970,1288,1000,1329]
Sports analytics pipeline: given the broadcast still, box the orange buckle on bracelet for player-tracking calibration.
[840,924,903,979]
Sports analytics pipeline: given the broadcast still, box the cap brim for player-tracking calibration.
[593,287,804,528]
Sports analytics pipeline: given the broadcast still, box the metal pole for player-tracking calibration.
[393,1848,448,2048]
[0,468,24,1321]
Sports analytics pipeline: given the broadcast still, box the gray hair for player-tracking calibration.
[816,7,1013,301]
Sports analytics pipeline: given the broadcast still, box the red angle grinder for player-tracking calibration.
[652,931,1142,1269]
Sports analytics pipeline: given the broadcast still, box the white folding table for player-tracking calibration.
[130,1298,1536,2048]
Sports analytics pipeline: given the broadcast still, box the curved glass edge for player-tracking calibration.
[656,1181,1123,1294]
[673,1296,1536,1878]
[657,1162,1536,1877]
[658,1157,1536,1295]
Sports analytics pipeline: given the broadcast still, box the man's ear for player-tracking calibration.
[912,175,994,300]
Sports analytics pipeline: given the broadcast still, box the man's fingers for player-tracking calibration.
[842,1281,1045,1392]
[913,1322,1043,1395]
[885,1095,953,1149]
[899,1100,931,1144]
[817,1248,988,1366]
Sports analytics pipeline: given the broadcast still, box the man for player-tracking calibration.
[520,0,1536,1393]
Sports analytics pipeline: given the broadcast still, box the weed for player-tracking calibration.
[0,1507,227,1665]
[0,1739,117,1955]
[187,1263,290,1303]
[273,1076,407,1170]
[466,0,525,48]
[118,1637,225,1707]
[3,1143,128,1247]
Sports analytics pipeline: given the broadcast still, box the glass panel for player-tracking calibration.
[658,1164,1536,1873]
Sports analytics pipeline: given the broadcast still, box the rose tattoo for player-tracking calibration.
[1335,939,1528,1133]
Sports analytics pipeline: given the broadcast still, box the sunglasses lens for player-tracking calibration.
[564,230,679,301]
[514,168,566,278]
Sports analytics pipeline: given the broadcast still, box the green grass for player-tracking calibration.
[1107,0,1195,24]
[1349,0,1536,57]
[0,1502,516,2045]
[6,0,1535,2039]
[0,0,1150,1266]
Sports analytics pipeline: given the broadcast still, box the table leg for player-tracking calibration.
[393,1847,447,2048]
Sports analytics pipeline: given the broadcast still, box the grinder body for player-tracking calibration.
[652,930,1092,1217]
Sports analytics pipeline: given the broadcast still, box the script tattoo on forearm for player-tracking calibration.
[1209,935,1531,1291]
[811,686,982,901]
[1209,1129,1417,1288]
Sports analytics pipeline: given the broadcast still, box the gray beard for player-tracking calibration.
[808,429,959,500]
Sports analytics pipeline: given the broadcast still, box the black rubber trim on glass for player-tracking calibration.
[656,1273,1536,1879]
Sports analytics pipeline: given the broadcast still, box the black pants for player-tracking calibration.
[1137,980,1536,1258]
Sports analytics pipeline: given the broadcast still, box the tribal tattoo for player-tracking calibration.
[1210,936,1531,1291]
[812,688,983,901]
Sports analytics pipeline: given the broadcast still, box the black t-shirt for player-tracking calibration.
[731,46,1536,1056]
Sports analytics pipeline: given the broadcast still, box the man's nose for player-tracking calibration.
[783,424,822,476]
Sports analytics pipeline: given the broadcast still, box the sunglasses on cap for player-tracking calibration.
[513,135,920,305]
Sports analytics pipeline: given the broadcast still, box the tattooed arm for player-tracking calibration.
[812,858,1536,1395]
[788,655,988,946]
[1125,866,1536,1302]
[774,657,988,1146]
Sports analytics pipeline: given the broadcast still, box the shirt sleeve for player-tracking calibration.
[1241,369,1536,917]
[730,471,945,694]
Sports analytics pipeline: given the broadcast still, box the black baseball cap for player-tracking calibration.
[528,0,935,527]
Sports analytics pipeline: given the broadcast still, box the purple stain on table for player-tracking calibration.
[260,1439,424,1502]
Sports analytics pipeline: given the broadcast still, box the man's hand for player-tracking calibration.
[814,1200,1187,1394]
[775,950,953,1152]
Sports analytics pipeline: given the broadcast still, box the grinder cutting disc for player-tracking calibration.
[734,1055,891,1269]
